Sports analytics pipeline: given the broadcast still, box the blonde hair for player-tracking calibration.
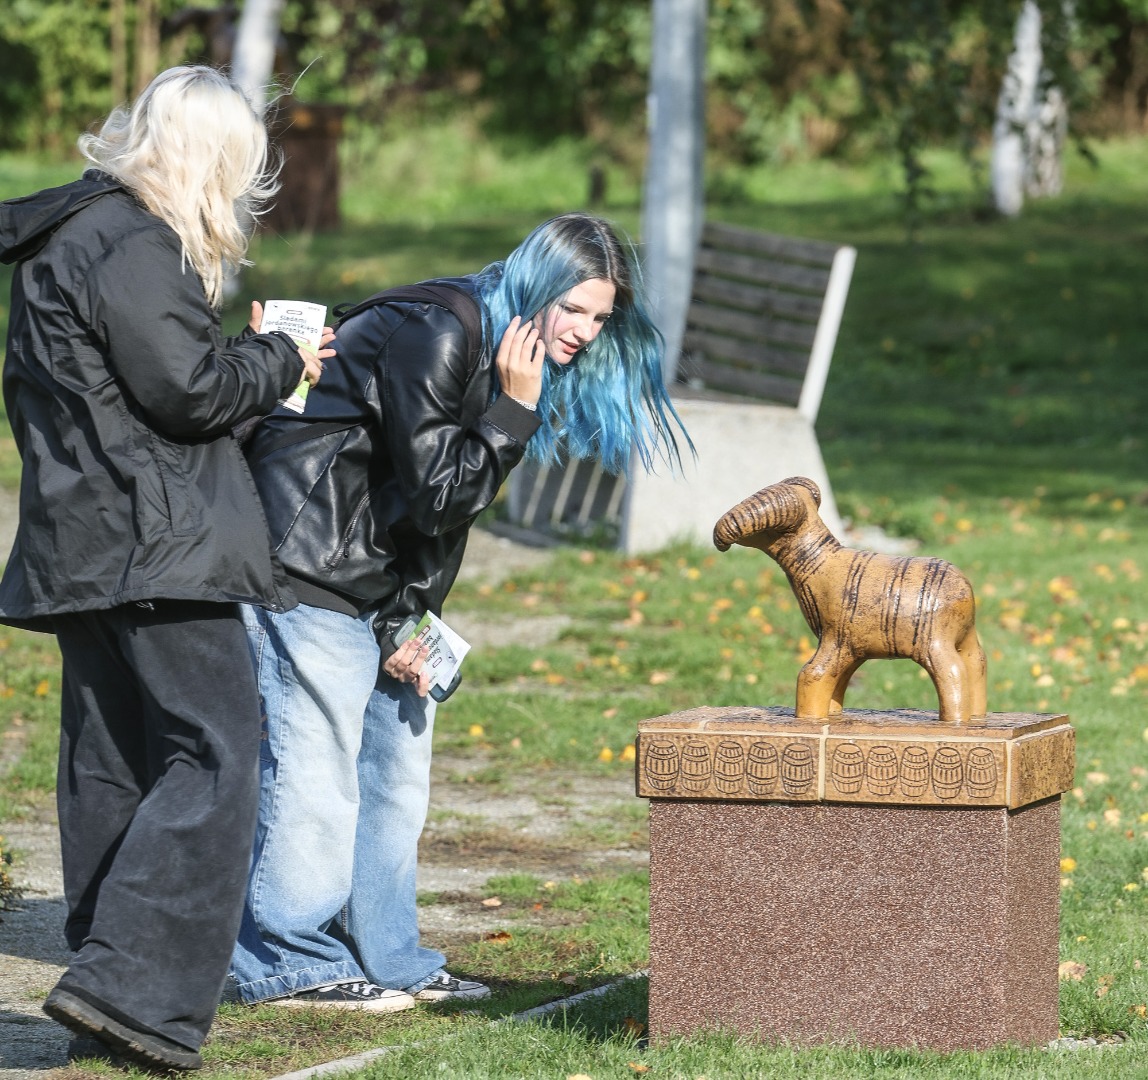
[78,66,279,308]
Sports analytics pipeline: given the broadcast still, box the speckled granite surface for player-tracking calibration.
[647,795,1061,1051]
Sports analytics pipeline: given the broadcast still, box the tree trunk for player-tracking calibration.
[133,0,160,97]
[1024,83,1067,198]
[110,0,127,108]
[991,1,1069,215]
[640,0,707,386]
[232,0,286,112]
[991,1,1042,217]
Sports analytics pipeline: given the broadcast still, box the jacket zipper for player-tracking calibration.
[327,491,371,567]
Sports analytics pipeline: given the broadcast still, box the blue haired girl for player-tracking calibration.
[230,212,688,1012]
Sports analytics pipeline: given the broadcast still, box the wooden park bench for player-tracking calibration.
[502,222,856,551]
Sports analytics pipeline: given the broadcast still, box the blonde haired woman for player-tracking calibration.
[0,66,325,1070]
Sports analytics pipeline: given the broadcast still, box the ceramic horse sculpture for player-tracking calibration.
[713,476,987,723]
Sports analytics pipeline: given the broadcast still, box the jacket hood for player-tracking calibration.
[0,170,124,265]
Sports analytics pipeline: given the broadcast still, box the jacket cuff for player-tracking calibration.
[268,331,307,395]
[487,393,543,445]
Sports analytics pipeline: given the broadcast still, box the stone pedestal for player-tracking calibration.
[636,706,1075,1051]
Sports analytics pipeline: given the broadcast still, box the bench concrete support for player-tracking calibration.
[637,706,1075,1051]
[620,396,844,553]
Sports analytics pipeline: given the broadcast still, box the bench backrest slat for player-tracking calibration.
[691,275,826,322]
[686,300,819,352]
[683,326,811,378]
[680,224,855,420]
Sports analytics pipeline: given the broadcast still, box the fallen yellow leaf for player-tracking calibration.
[468,724,484,737]
[598,747,615,763]
[620,744,636,763]
[622,1017,647,1037]
[1060,857,1077,873]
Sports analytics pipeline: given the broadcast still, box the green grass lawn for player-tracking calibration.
[2,124,1147,1077]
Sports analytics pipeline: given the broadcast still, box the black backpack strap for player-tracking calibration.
[246,419,360,463]
[333,281,485,376]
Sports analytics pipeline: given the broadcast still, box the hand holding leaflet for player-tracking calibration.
[261,300,327,413]
[394,612,470,701]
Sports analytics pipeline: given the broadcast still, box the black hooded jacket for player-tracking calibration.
[0,171,306,627]
[244,278,542,660]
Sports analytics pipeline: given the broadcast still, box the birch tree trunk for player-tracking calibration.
[991,1,1068,216]
[232,0,286,112]
[1024,82,1067,199]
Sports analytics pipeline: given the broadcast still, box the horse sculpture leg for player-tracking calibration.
[957,625,988,718]
[830,657,864,714]
[796,643,856,719]
[925,645,972,724]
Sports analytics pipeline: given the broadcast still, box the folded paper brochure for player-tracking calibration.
[262,299,327,414]
[411,612,470,696]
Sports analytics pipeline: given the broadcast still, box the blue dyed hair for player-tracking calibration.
[474,213,688,475]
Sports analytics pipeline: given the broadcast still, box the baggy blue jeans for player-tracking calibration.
[229,603,445,1003]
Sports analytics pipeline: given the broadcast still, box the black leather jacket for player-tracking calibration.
[245,277,541,659]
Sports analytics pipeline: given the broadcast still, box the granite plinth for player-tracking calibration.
[638,707,1074,1051]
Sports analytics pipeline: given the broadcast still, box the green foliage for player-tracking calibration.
[0,0,112,152]
[5,0,1148,219]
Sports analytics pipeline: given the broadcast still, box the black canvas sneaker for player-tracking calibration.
[272,981,416,1012]
[409,971,491,1002]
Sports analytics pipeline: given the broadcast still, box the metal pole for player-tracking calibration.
[640,0,707,385]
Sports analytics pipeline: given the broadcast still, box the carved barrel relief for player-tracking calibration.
[644,741,680,791]
[781,742,816,796]
[639,731,1010,804]
[931,746,964,800]
[865,745,899,796]
[714,741,746,794]
[899,746,931,798]
[679,742,712,792]
[746,742,779,795]
[830,743,865,795]
[637,709,1071,808]
[966,746,999,797]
